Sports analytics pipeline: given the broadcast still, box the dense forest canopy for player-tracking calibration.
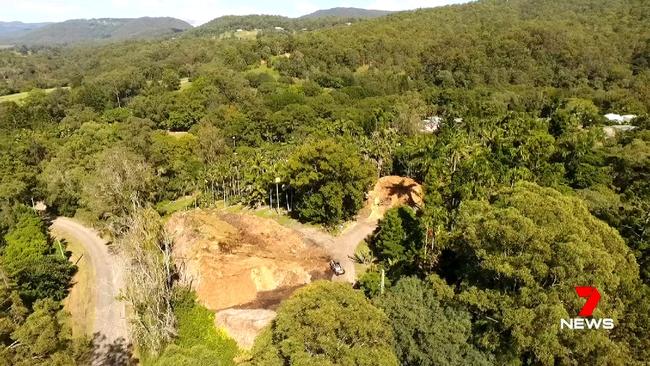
[299,7,393,19]
[1,0,649,365]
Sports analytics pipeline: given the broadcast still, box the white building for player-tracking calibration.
[421,116,443,133]
[604,113,637,124]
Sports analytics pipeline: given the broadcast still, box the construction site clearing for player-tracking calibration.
[165,175,423,348]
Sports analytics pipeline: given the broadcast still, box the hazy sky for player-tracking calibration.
[0,0,470,26]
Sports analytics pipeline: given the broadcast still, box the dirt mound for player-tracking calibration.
[366,176,423,220]
[216,308,276,349]
[166,209,330,311]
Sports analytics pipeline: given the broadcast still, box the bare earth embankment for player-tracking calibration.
[167,175,422,348]
[167,210,331,348]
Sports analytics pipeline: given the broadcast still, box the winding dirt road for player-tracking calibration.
[51,217,129,344]
[295,218,378,283]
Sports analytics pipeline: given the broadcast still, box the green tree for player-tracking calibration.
[287,139,375,225]
[0,275,29,353]
[371,206,424,278]
[193,121,227,165]
[149,132,202,200]
[1,210,75,305]
[550,98,602,135]
[10,299,74,363]
[376,277,492,366]
[1,296,92,366]
[248,281,398,366]
[39,121,120,216]
[161,69,181,91]
[99,67,145,108]
[437,182,639,365]
[374,208,405,261]
[602,135,650,284]
[81,146,156,221]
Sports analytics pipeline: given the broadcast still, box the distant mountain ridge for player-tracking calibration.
[0,21,52,38]
[2,7,391,45]
[299,7,393,19]
[193,7,393,36]
[0,17,192,45]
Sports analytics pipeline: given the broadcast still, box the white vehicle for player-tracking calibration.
[329,260,345,276]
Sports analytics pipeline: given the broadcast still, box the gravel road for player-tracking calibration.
[51,217,129,345]
[295,218,378,283]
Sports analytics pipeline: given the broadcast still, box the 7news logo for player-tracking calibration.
[560,286,614,330]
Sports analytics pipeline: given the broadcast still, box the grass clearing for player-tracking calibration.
[52,228,96,338]
[0,87,71,104]
[0,91,30,103]
[247,63,280,80]
[220,29,258,40]
[221,204,336,234]
[233,29,258,40]
[250,206,300,227]
[156,195,197,217]
[179,77,192,91]
[166,130,191,139]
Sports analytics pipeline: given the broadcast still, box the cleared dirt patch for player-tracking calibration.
[366,176,424,220]
[167,209,330,311]
[167,176,423,349]
[167,209,331,349]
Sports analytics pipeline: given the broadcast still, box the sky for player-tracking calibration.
[0,0,470,26]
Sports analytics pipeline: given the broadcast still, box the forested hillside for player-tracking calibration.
[190,13,374,37]
[0,21,51,39]
[299,7,393,19]
[1,0,649,365]
[0,17,192,45]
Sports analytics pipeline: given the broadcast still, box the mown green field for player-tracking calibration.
[0,87,71,104]
[220,29,258,40]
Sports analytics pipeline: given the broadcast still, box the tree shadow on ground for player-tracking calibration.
[385,179,422,207]
[91,334,138,366]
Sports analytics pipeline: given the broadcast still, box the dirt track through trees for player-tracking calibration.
[51,218,129,345]
[292,176,423,282]
[294,218,378,283]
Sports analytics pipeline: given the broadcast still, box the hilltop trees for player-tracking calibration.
[0,208,90,365]
[437,182,639,365]
[287,139,375,225]
[376,277,491,366]
[1,209,76,305]
[81,146,156,222]
[248,281,398,366]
